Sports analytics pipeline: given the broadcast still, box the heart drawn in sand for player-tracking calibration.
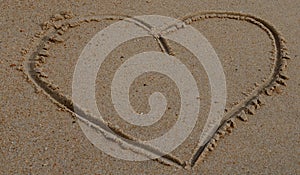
[20,11,290,169]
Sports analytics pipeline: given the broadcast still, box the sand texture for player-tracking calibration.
[1,0,299,174]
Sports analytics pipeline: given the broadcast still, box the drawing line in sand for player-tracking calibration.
[18,11,290,169]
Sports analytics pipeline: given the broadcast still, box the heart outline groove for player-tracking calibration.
[18,11,290,169]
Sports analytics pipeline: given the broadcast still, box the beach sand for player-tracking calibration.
[1,0,299,174]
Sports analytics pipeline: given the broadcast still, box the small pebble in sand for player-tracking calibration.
[49,83,59,90]
[217,130,226,136]
[34,68,43,73]
[20,48,28,55]
[9,63,16,67]
[229,119,237,128]
[38,72,48,78]
[33,62,41,67]
[41,21,52,30]
[50,34,64,43]
[274,85,283,94]
[51,14,64,21]
[176,22,186,29]
[34,88,42,94]
[69,21,80,28]
[279,70,289,80]
[210,139,217,146]
[61,11,74,19]
[43,42,51,50]
[39,50,49,57]
[57,30,64,35]
[213,134,220,141]
[251,99,258,108]
[38,56,46,64]
[246,105,256,115]
[53,22,63,29]
[276,79,287,86]
[34,32,43,38]
[60,25,69,31]
[184,18,192,24]
[257,97,265,106]
[237,110,248,122]
[226,127,233,133]
[224,121,231,128]
[207,144,214,151]
[265,88,274,96]
[281,59,288,69]
[281,51,290,59]
[16,65,24,71]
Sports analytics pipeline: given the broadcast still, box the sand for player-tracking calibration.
[1,0,299,174]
